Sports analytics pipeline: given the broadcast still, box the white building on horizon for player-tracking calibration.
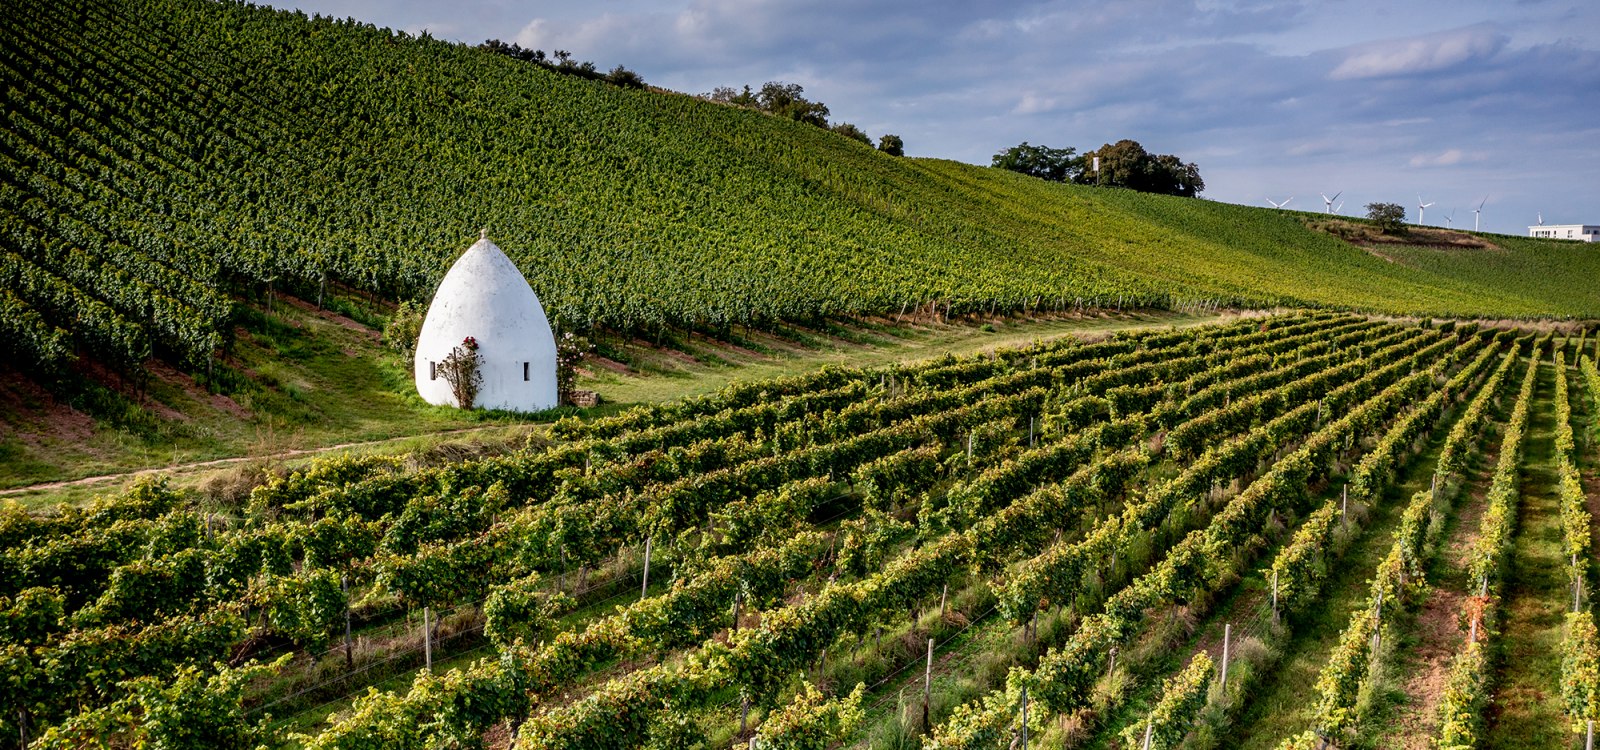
[414,230,559,412]
[1528,224,1600,242]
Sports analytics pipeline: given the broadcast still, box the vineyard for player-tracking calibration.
[2,313,1597,749]
[5,0,1600,384]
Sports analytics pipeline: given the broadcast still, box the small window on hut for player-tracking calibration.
[429,361,437,380]
[523,362,530,381]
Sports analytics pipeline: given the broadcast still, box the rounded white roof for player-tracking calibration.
[413,231,558,412]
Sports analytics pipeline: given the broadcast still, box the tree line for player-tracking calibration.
[705,82,904,155]
[475,42,906,156]
[477,40,648,89]
[992,139,1205,197]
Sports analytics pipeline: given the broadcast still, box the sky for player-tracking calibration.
[283,0,1600,235]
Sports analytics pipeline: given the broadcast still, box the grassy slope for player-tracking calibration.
[0,305,1226,498]
[1380,236,1600,319]
[0,295,506,492]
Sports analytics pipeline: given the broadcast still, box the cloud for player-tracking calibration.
[1328,25,1507,80]
[1408,148,1469,167]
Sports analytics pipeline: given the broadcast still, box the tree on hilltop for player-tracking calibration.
[1366,202,1407,234]
[1074,139,1204,197]
[831,122,871,145]
[754,82,830,127]
[478,40,645,89]
[708,81,830,127]
[992,142,1080,182]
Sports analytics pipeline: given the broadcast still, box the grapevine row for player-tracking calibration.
[924,331,1484,748]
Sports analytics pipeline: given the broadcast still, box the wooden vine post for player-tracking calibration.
[1271,569,1279,623]
[423,605,433,670]
[1019,686,1029,750]
[923,637,934,735]
[342,573,354,669]
[1372,589,1384,653]
[1220,623,1232,689]
[642,535,653,597]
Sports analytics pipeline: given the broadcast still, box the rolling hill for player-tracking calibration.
[2,0,1598,387]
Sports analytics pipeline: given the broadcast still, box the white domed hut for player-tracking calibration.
[414,230,558,412]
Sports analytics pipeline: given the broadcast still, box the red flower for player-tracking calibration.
[462,336,479,350]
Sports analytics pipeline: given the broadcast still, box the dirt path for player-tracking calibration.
[0,424,526,498]
[1483,359,1569,749]
[1377,426,1501,747]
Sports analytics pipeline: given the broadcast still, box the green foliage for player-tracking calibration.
[1437,347,1520,477]
[0,316,1559,746]
[754,682,866,750]
[829,122,872,145]
[1306,338,1514,740]
[382,300,425,358]
[477,40,646,89]
[1366,202,1407,234]
[933,331,1485,748]
[709,81,831,126]
[1438,641,1489,749]
[483,573,571,651]
[1563,612,1600,730]
[877,133,904,156]
[1273,731,1326,749]
[255,569,347,652]
[992,142,1079,182]
[1076,139,1204,197]
[32,657,288,750]
[0,587,64,647]
[836,509,914,578]
[3,0,1598,388]
[1121,653,1214,750]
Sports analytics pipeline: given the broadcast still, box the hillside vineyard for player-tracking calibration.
[5,314,1597,747]
[6,1,1600,380]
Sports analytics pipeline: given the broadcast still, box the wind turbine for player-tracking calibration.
[1472,196,1487,231]
[1267,196,1294,209]
[1443,209,1455,228]
[1537,212,1544,226]
[1335,201,1345,215]
[1321,191,1342,214]
[1417,196,1435,225]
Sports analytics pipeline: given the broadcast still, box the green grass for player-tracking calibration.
[1481,358,1574,748]
[0,296,522,495]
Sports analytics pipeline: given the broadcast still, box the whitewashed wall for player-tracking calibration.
[414,237,558,412]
